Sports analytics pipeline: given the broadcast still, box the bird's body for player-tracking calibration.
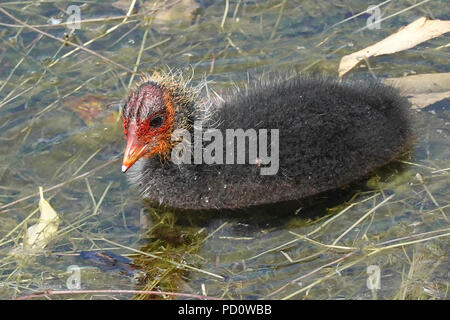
[122,72,412,211]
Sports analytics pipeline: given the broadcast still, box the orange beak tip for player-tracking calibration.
[121,165,128,173]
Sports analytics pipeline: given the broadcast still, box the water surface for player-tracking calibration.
[0,0,448,299]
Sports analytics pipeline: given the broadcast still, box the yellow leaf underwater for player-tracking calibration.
[23,187,60,251]
[339,17,450,77]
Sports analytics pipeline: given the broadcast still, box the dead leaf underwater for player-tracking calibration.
[384,73,450,109]
[339,17,450,77]
[23,187,60,251]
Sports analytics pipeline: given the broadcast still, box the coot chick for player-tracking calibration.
[121,71,412,210]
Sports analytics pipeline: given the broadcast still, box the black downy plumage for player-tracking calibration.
[122,72,413,211]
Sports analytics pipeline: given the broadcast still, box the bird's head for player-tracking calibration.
[121,72,195,172]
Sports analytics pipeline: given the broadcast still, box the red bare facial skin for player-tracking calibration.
[122,82,175,172]
[122,121,153,172]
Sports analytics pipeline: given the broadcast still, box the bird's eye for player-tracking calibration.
[150,116,163,128]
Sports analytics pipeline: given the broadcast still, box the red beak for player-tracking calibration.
[122,122,149,173]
